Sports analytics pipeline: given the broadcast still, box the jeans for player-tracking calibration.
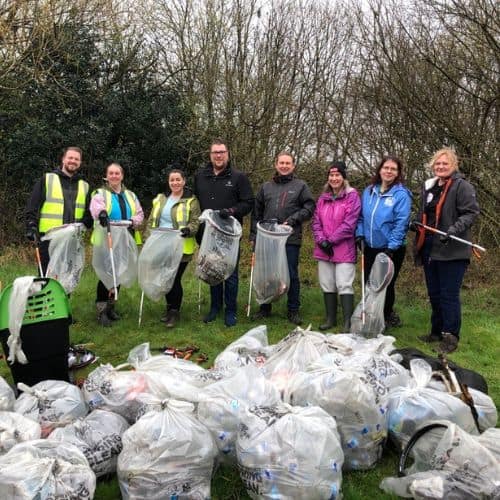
[210,254,239,313]
[364,245,406,320]
[422,238,468,337]
[165,261,188,310]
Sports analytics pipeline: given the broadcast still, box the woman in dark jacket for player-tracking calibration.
[414,148,480,353]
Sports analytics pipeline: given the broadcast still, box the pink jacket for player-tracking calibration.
[312,186,361,263]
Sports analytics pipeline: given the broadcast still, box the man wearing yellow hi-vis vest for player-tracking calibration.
[147,169,200,328]
[25,146,92,274]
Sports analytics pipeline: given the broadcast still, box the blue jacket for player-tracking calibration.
[356,183,412,250]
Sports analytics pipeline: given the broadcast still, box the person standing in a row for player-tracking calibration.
[356,155,412,329]
[193,139,254,327]
[25,146,92,274]
[251,152,315,325]
[90,162,144,326]
[312,161,361,331]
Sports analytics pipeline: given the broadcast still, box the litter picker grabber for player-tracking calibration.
[414,221,486,253]
[138,291,144,327]
[360,239,366,326]
[34,234,45,278]
[198,279,201,314]
[246,251,255,317]
[106,220,119,301]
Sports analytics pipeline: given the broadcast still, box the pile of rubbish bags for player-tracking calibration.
[0,325,497,499]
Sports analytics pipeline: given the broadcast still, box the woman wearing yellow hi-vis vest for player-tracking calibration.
[147,169,200,328]
[90,162,144,326]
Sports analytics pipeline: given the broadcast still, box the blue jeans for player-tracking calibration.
[210,254,239,314]
[422,238,468,337]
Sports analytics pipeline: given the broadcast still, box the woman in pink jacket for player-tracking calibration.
[312,161,361,331]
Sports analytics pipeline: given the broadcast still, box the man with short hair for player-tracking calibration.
[25,146,92,274]
[194,139,254,327]
[251,151,315,325]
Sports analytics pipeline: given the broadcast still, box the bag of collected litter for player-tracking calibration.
[138,228,184,301]
[0,410,41,454]
[327,333,398,356]
[351,253,394,337]
[197,366,280,463]
[117,398,217,500]
[386,359,478,451]
[48,409,129,477]
[14,379,88,437]
[237,403,344,499]
[82,364,150,423]
[380,421,500,499]
[92,222,138,289]
[41,223,86,293]
[214,325,274,371]
[0,439,96,499]
[477,427,500,461]
[253,221,293,304]
[0,376,15,410]
[284,362,388,470]
[195,209,242,285]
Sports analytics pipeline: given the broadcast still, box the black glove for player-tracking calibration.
[409,220,419,232]
[219,208,233,219]
[180,227,191,238]
[285,216,298,227]
[26,225,38,242]
[319,240,334,257]
[98,210,109,228]
[356,236,365,250]
[439,233,451,244]
[383,248,394,259]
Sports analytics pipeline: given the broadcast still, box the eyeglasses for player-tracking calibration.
[210,150,228,155]
[381,166,398,172]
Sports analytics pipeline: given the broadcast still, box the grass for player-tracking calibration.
[0,236,498,500]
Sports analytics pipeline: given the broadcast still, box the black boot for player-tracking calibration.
[165,310,180,328]
[340,294,354,332]
[319,293,337,331]
[106,299,120,321]
[96,302,112,327]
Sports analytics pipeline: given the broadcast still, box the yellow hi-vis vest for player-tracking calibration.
[38,173,88,233]
[92,188,143,245]
[151,195,195,255]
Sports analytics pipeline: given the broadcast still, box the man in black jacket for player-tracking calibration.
[251,151,315,325]
[193,139,254,327]
[25,146,92,274]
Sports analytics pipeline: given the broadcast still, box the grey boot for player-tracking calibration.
[106,299,120,321]
[340,294,354,332]
[319,293,337,331]
[165,310,180,328]
[96,302,112,327]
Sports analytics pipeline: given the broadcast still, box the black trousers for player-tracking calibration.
[165,261,189,311]
[363,245,406,320]
[96,281,121,302]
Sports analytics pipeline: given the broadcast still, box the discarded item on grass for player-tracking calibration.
[195,209,242,285]
[42,223,86,293]
[49,409,129,478]
[237,403,344,499]
[68,345,97,370]
[0,410,41,454]
[92,224,138,289]
[351,252,394,337]
[138,228,184,301]
[0,439,96,499]
[14,379,88,437]
[253,221,292,304]
[0,376,15,411]
[117,398,217,500]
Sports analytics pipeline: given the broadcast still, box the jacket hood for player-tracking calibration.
[273,173,294,184]
[164,186,194,198]
[53,167,85,181]
[424,171,465,191]
[203,161,233,177]
[318,185,355,202]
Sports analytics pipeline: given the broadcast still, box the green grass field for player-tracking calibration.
[0,239,498,499]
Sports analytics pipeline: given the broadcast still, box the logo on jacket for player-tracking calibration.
[384,197,394,207]
[225,181,233,187]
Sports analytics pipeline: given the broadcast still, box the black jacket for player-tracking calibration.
[193,162,254,223]
[25,168,93,233]
[251,174,315,246]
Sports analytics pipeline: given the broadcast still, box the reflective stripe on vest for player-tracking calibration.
[39,173,88,233]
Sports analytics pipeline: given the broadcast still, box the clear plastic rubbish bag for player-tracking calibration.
[138,228,184,301]
[195,209,242,285]
[49,409,129,478]
[237,403,344,499]
[92,223,138,289]
[253,221,292,304]
[41,223,86,293]
[14,380,88,437]
[0,439,96,499]
[351,253,394,337]
[0,410,41,455]
[117,399,217,500]
[0,376,15,411]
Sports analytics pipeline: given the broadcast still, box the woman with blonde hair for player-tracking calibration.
[413,148,480,353]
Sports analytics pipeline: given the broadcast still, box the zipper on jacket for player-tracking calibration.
[369,190,381,247]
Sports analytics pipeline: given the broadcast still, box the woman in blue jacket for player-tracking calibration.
[356,155,412,329]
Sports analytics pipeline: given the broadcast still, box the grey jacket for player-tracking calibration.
[416,172,480,263]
